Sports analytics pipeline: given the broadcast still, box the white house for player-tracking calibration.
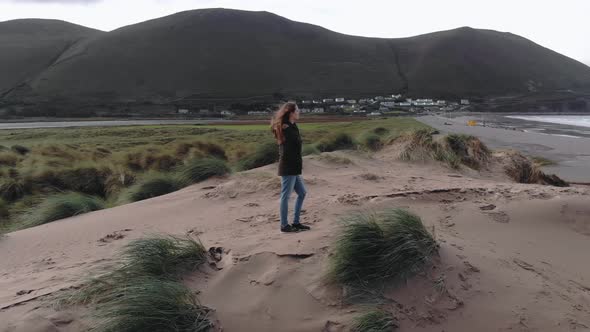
[368,111,382,117]
[178,109,190,114]
[299,108,311,113]
[322,99,334,103]
[461,99,470,105]
[313,100,321,104]
[220,110,234,116]
[398,102,412,107]
[335,98,345,103]
[302,100,313,104]
[312,107,325,113]
[347,99,357,104]
[381,101,396,108]
[436,100,447,106]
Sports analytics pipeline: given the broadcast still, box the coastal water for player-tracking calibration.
[507,115,590,128]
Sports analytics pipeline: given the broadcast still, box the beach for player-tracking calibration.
[418,115,590,183]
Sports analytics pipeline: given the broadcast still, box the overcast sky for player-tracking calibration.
[1,0,589,65]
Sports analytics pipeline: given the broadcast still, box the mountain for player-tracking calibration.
[2,9,590,105]
[0,19,102,98]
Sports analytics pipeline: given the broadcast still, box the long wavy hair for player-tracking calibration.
[270,102,298,144]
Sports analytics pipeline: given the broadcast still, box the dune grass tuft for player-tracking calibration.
[237,141,279,171]
[502,151,568,187]
[11,145,30,155]
[121,235,208,277]
[394,130,489,169]
[317,153,353,165]
[351,310,398,332]
[21,192,105,228]
[62,235,212,331]
[0,199,9,221]
[302,144,320,156]
[0,178,27,202]
[316,132,356,152]
[121,173,183,203]
[177,158,230,186]
[91,277,212,332]
[330,209,437,286]
[359,133,383,151]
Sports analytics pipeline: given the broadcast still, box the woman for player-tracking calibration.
[271,102,311,233]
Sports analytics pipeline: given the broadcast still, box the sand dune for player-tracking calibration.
[1,151,589,331]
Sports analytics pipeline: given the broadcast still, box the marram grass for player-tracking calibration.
[330,209,437,286]
[351,309,397,332]
[62,235,212,332]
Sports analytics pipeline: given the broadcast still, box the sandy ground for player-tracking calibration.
[1,151,589,332]
[418,115,590,183]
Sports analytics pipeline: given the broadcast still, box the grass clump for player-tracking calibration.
[330,209,437,286]
[177,158,230,186]
[21,192,105,228]
[531,156,556,167]
[372,127,390,136]
[236,141,279,171]
[120,173,183,203]
[351,310,398,332]
[64,235,212,332]
[0,178,27,202]
[359,133,383,151]
[11,145,30,155]
[501,151,568,187]
[302,144,320,156]
[0,152,20,166]
[92,277,212,332]
[0,199,9,221]
[317,153,353,165]
[394,130,489,170]
[121,235,208,277]
[316,132,356,152]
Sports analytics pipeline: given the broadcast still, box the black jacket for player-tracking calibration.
[278,121,302,176]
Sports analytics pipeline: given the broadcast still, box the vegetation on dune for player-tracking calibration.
[20,192,105,228]
[501,151,568,187]
[11,145,30,155]
[359,132,383,151]
[394,129,490,169]
[0,151,21,166]
[316,132,356,152]
[302,144,320,156]
[0,118,428,232]
[0,199,9,221]
[351,310,398,332]
[120,173,183,203]
[330,209,438,287]
[317,153,354,165]
[92,277,212,332]
[177,158,230,186]
[0,178,28,202]
[531,155,556,167]
[372,127,390,136]
[236,141,279,171]
[63,235,213,332]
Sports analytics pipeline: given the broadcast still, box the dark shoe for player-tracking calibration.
[281,224,299,233]
[292,223,311,231]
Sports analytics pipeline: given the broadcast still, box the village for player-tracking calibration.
[178,94,472,118]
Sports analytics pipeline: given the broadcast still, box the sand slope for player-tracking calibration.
[1,151,589,331]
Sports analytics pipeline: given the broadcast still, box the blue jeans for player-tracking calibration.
[280,176,307,227]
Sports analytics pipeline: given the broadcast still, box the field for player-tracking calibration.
[0,117,428,232]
